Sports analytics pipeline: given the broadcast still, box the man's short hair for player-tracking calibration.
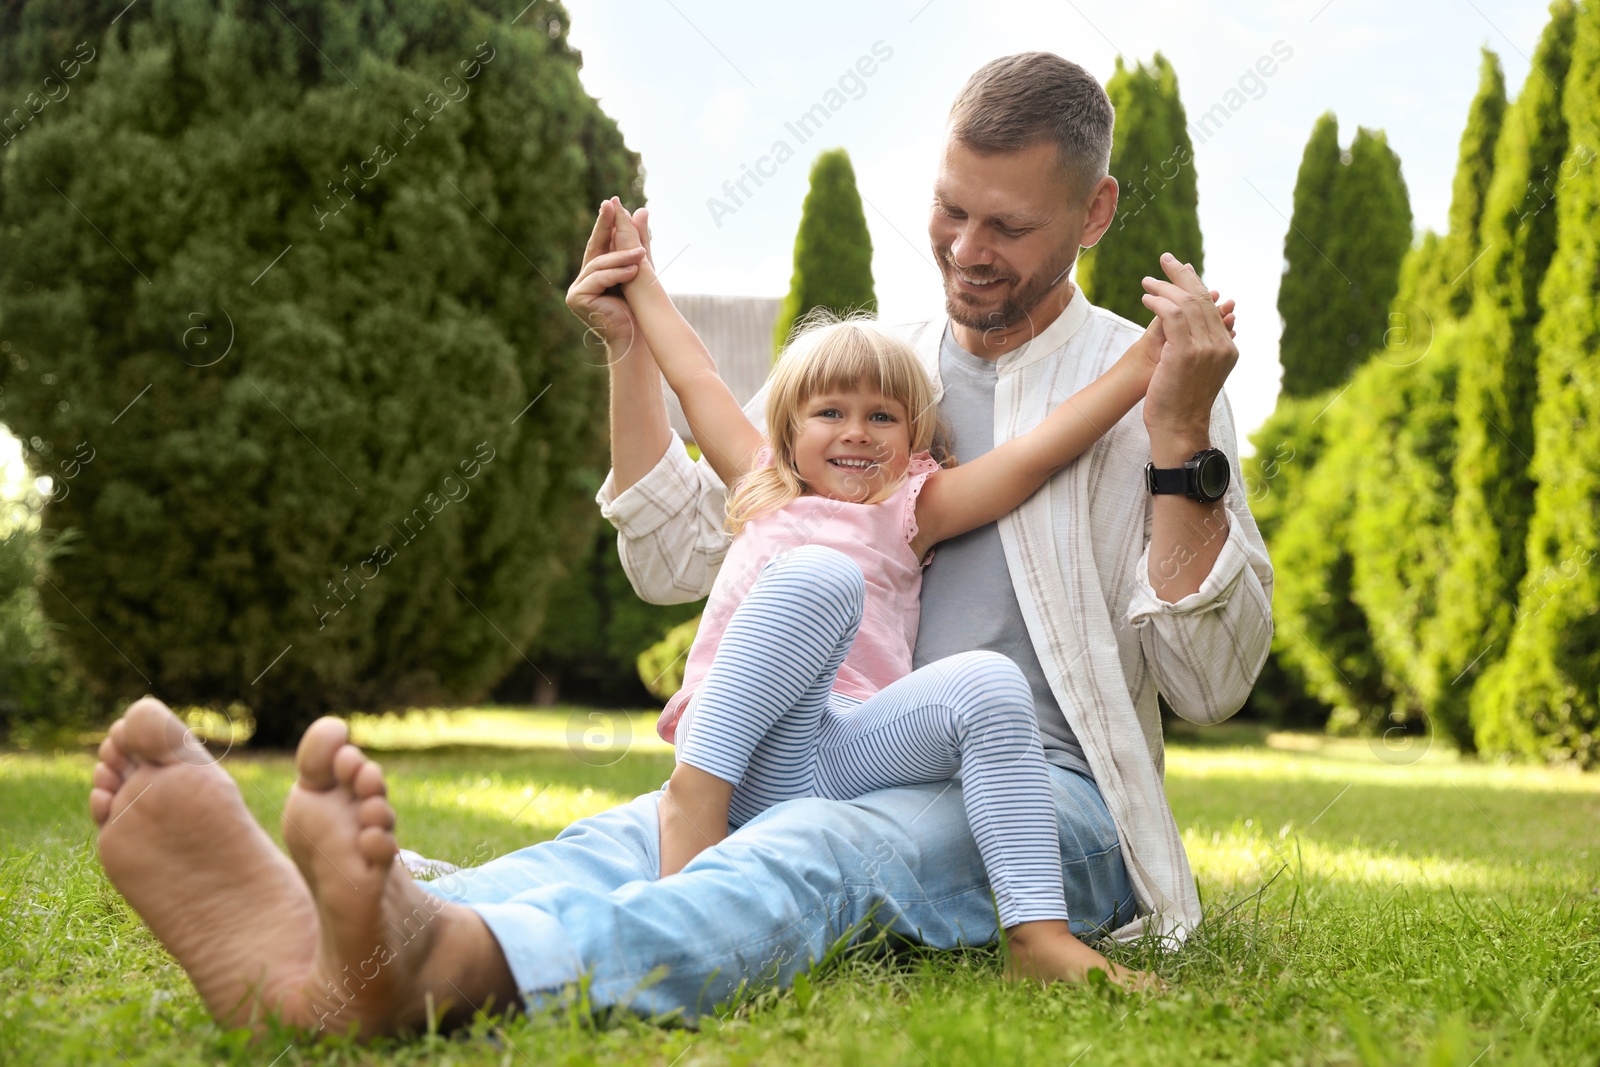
[946,52,1114,198]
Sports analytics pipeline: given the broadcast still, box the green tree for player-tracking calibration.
[1334,53,1505,742]
[1441,49,1509,318]
[1260,119,1414,732]
[773,148,875,353]
[1430,3,1575,747]
[1240,395,1335,728]
[1473,0,1600,767]
[0,0,641,745]
[1256,244,1455,737]
[1329,128,1414,364]
[1341,320,1461,733]
[1275,113,1345,397]
[1077,53,1202,324]
[1276,117,1414,397]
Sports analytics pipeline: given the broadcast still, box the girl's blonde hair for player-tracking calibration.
[726,311,945,535]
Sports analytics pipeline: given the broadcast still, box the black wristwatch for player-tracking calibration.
[1145,448,1231,503]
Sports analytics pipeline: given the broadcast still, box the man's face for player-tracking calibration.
[928,138,1085,334]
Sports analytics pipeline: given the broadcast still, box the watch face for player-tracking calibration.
[1198,452,1231,500]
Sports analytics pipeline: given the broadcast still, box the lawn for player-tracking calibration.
[1,708,1596,1066]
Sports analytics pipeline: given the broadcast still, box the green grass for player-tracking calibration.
[2,708,1597,1065]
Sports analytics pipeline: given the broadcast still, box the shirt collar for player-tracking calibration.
[913,286,1092,379]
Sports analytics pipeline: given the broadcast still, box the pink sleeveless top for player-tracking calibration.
[657,451,942,743]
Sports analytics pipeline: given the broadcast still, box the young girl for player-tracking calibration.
[602,200,1220,991]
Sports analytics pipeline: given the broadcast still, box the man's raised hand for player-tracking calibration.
[1139,254,1239,441]
[564,198,653,350]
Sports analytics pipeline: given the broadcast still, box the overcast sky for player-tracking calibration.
[560,0,1554,446]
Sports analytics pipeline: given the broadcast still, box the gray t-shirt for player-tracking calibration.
[913,326,1094,780]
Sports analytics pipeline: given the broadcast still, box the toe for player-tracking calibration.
[332,743,365,789]
[357,824,397,867]
[92,761,122,795]
[353,759,387,801]
[122,697,210,767]
[296,718,350,791]
[89,787,113,827]
[98,734,129,776]
[107,718,130,765]
[358,795,395,833]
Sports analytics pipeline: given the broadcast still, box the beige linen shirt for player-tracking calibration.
[596,288,1274,943]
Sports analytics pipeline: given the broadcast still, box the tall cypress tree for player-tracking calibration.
[1264,124,1437,736]
[1077,53,1202,324]
[1276,113,1344,397]
[1338,50,1506,742]
[1330,128,1414,362]
[1277,117,1413,397]
[1431,3,1575,747]
[1442,50,1509,317]
[1473,0,1600,767]
[0,0,641,745]
[772,148,875,353]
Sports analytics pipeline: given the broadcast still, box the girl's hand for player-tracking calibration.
[1216,293,1237,337]
[609,197,649,259]
[565,199,654,347]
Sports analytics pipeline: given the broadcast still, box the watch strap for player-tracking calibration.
[1145,463,1189,495]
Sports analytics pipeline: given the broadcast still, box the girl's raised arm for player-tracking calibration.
[611,201,765,488]
[910,290,1233,560]
[910,329,1158,558]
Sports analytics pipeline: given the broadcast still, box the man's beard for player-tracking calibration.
[939,245,1078,332]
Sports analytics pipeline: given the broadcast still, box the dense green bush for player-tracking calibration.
[1474,0,1600,767]
[0,513,101,744]
[0,0,640,745]
[1257,114,1416,731]
[1260,51,1520,742]
[1343,325,1461,731]
[1333,59,1504,743]
[1433,2,1576,746]
[637,612,700,705]
[1077,53,1202,324]
[1240,395,1333,728]
[1263,375,1394,730]
[515,485,704,707]
[772,149,875,353]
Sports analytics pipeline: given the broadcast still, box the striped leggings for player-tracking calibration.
[676,544,1068,928]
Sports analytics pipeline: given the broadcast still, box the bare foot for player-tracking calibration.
[91,697,321,1029]
[1003,920,1164,993]
[282,718,519,1037]
[657,763,733,877]
[92,699,519,1040]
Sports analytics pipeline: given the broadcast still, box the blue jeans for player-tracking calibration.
[418,765,1136,1021]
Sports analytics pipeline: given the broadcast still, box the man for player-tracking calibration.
[90,52,1270,1037]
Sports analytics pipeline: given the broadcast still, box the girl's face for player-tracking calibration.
[791,385,913,503]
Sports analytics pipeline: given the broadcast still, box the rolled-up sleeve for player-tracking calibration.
[597,430,732,605]
[1125,396,1275,725]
